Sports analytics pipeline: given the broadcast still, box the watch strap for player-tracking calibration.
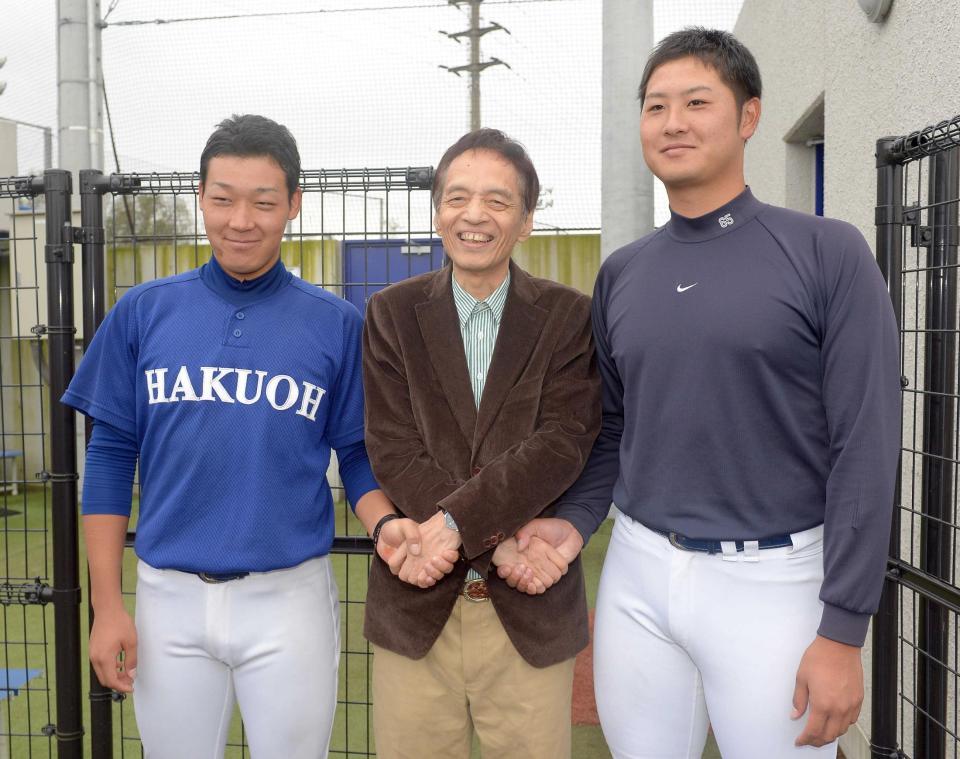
[372,513,400,547]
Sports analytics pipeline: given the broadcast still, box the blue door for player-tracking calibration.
[343,238,445,314]
[815,142,824,217]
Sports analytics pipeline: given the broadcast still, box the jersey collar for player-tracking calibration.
[200,254,292,306]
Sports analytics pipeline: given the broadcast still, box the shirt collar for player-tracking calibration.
[664,186,763,243]
[200,253,291,306]
[452,270,511,326]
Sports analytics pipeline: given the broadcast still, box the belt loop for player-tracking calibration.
[720,540,738,562]
[743,540,760,562]
[789,523,824,553]
[787,530,805,554]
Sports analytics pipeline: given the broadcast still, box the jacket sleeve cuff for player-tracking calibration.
[445,507,495,559]
[818,604,871,647]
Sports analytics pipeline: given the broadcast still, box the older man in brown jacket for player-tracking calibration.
[361,128,601,759]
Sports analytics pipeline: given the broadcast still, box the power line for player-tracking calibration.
[101,74,137,236]
[105,0,575,28]
[102,0,122,22]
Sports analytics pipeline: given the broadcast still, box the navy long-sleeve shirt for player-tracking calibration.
[554,188,901,646]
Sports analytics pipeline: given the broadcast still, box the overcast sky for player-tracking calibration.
[0,0,743,228]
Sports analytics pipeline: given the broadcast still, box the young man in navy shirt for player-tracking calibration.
[502,28,900,757]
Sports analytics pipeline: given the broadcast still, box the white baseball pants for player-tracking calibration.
[594,513,839,759]
[133,556,340,759]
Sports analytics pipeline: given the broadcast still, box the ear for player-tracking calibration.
[433,209,442,235]
[518,210,534,243]
[197,182,206,208]
[739,97,761,141]
[287,187,303,221]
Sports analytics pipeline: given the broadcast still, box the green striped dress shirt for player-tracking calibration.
[451,270,511,581]
[452,271,511,407]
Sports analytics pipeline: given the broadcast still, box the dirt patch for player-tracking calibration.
[572,610,599,725]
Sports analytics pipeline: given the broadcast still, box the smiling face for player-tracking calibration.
[434,148,534,297]
[198,154,303,281]
[640,56,760,205]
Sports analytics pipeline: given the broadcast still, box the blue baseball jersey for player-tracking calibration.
[63,256,373,573]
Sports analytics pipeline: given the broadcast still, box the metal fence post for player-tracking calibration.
[80,169,112,759]
[43,168,83,757]
[871,137,903,759]
[915,146,959,759]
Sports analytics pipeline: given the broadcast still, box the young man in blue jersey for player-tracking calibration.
[63,114,441,759]
[501,28,901,757]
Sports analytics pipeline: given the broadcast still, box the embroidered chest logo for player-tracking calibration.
[718,213,734,228]
[676,283,698,293]
[144,366,327,422]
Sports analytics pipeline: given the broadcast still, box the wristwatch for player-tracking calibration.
[442,509,460,533]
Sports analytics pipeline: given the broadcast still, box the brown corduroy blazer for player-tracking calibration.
[361,261,601,668]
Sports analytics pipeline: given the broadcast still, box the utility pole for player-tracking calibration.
[440,0,510,131]
[59,0,104,179]
[601,0,653,259]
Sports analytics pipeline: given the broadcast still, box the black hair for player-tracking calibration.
[432,128,539,215]
[200,114,301,197]
[638,27,762,109]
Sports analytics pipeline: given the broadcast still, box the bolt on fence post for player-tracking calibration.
[43,168,83,757]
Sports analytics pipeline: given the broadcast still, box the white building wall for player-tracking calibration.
[734,2,960,755]
[736,0,960,236]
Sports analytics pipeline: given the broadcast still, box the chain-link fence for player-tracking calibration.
[874,115,960,759]
[0,171,83,758]
[0,175,57,759]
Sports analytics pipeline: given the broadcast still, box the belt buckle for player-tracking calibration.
[462,578,490,602]
[197,572,230,584]
[197,572,248,584]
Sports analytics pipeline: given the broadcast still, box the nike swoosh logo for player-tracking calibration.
[676,283,698,293]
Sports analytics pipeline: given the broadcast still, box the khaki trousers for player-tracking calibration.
[372,595,575,759]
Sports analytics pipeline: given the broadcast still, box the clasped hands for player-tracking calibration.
[376,514,583,595]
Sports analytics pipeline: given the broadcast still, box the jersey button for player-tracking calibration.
[236,311,245,320]
[233,329,242,338]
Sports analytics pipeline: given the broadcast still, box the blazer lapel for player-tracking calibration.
[415,269,478,444]
[474,264,548,451]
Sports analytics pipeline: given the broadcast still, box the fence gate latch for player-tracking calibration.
[0,578,54,606]
[902,203,931,248]
[66,225,105,245]
[903,202,960,248]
